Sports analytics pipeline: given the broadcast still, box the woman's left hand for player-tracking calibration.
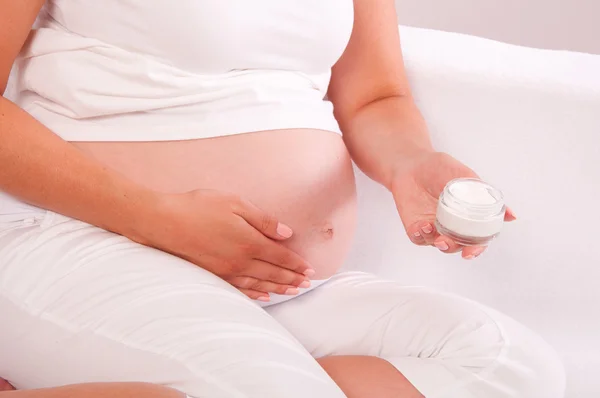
[391,151,516,259]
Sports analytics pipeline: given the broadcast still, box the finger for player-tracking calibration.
[244,259,311,287]
[505,207,517,222]
[433,236,464,254]
[253,235,315,277]
[407,220,437,246]
[233,199,294,240]
[228,276,301,296]
[238,288,271,302]
[408,228,427,246]
[417,220,438,245]
[462,245,487,260]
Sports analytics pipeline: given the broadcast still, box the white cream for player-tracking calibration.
[435,178,506,245]
[449,180,497,205]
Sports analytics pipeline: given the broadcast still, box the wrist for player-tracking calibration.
[386,147,436,190]
[116,187,166,246]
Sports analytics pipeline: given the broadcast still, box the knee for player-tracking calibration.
[403,290,566,397]
[524,341,566,398]
[499,323,566,398]
[401,290,508,365]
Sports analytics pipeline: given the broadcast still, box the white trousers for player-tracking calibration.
[0,202,565,398]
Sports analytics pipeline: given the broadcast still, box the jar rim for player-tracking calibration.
[443,178,505,211]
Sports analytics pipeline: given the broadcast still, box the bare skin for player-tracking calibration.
[0,380,14,392]
[0,383,184,398]
[0,0,515,397]
[0,364,424,398]
[318,357,424,398]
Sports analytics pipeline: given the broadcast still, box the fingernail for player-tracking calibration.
[472,247,486,257]
[507,208,517,220]
[413,231,422,238]
[277,223,293,238]
[284,287,300,295]
[421,224,433,234]
[465,247,485,260]
[257,295,271,302]
[303,269,316,278]
[435,241,449,251]
[299,280,311,289]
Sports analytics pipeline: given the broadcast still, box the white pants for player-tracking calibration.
[0,198,565,398]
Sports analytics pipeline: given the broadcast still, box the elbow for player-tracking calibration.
[333,92,410,129]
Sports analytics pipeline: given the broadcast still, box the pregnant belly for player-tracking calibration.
[73,129,358,279]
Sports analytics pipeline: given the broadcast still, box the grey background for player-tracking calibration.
[395,0,599,54]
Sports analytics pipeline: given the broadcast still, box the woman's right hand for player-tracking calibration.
[135,190,314,302]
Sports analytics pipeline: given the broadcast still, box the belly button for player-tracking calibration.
[319,222,335,240]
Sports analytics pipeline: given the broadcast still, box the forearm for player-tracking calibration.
[0,96,156,240]
[339,95,434,190]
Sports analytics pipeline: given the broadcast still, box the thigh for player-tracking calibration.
[267,272,565,398]
[0,214,344,398]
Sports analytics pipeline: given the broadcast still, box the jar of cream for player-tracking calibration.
[435,178,506,246]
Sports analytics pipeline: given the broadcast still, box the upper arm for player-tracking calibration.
[328,0,410,120]
[0,0,45,95]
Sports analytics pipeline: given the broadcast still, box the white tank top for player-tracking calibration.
[11,1,354,141]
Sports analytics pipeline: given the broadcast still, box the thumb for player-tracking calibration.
[234,200,294,240]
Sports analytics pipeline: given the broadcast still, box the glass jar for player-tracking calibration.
[435,178,506,246]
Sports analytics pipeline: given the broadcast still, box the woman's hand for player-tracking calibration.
[135,190,313,302]
[391,152,516,259]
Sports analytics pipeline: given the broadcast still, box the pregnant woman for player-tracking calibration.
[0,1,565,397]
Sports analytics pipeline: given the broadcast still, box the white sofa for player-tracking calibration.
[343,26,600,398]
[6,25,599,398]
